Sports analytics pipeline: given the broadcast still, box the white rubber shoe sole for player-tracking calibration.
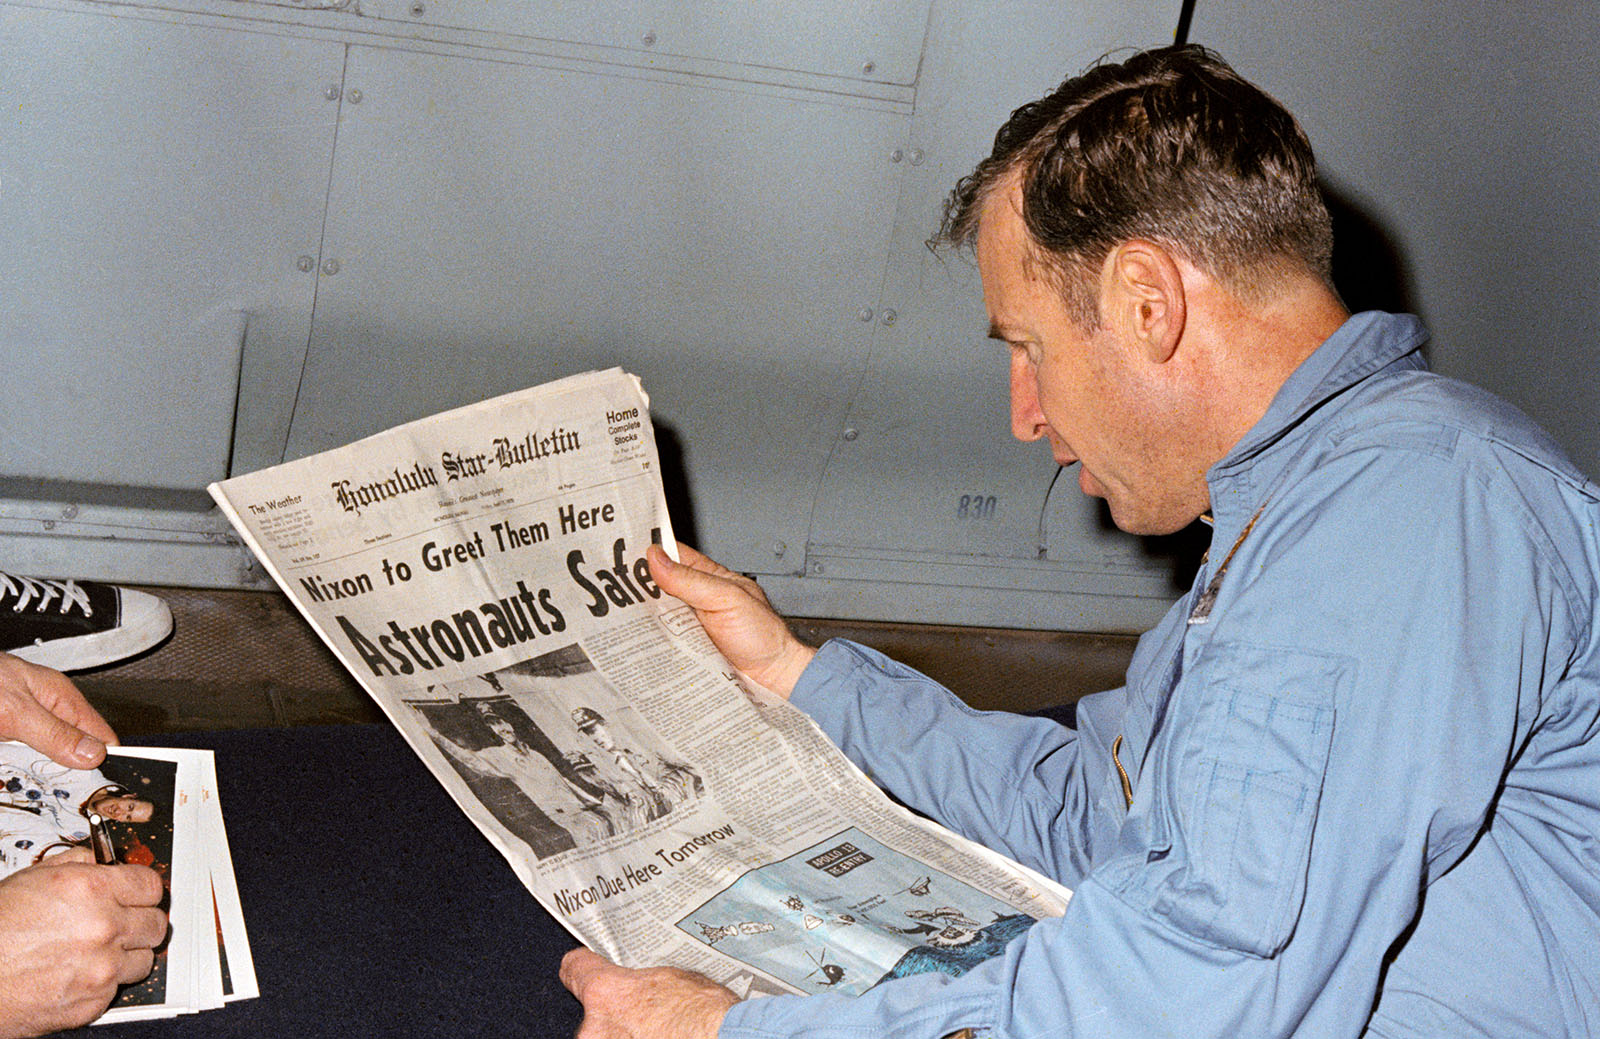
[8,587,174,672]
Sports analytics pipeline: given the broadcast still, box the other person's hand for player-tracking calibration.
[0,654,118,768]
[560,947,738,1039]
[647,544,816,698]
[0,849,167,1037]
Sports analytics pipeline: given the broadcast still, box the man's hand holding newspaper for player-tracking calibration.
[643,545,816,700]
[559,541,815,1036]
[561,945,738,1039]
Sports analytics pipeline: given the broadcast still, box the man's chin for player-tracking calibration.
[1108,503,1203,538]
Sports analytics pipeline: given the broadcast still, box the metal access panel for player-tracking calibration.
[278,43,913,581]
[773,0,1192,632]
[4,0,1197,635]
[357,0,930,86]
[0,7,340,490]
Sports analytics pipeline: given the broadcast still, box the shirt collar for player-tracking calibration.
[1211,311,1429,479]
[1195,311,1428,538]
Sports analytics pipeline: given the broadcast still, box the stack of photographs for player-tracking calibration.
[0,742,258,1023]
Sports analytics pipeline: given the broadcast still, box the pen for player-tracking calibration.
[87,812,119,865]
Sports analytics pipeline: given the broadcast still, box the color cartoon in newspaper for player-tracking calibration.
[676,828,1038,997]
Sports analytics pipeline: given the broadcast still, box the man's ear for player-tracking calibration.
[1104,241,1186,363]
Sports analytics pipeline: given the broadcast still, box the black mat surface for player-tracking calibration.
[62,723,583,1038]
[62,703,1079,1038]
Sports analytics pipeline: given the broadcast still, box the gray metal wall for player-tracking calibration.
[1191,0,1600,481]
[4,0,1594,634]
[1,0,1186,633]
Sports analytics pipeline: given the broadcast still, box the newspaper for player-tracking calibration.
[209,368,1068,998]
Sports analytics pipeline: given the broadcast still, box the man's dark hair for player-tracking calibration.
[937,44,1334,326]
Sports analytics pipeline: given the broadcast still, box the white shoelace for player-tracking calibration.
[0,573,93,616]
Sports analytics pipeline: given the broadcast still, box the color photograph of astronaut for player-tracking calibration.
[0,744,168,876]
[675,828,1037,997]
[0,744,178,1011]
[405,643,703,860]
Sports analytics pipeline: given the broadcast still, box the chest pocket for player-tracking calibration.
[1147,643,1345,958]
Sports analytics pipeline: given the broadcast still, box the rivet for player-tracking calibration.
[408,0,424,16]
[889,148,904,163]
[856,307,874,323]
[42,520,55,530]
[347,88,363,104]
[324,84,341,101]
[296,255,315,273]
[62,504,79,520]
[321,258,341,276]
[908,148,925,166]
[810,560,825,575]
[772,541,787,557]
[842,428,858,442]
[861,61,875,76]
[642,30,657,46]
[880,308,898,326]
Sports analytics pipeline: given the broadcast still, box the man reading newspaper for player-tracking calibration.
[559,45,1600,1039]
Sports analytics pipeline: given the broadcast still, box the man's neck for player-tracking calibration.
[1192,277,1350,462]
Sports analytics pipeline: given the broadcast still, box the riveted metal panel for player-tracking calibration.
[794,0,1191,629]
[0,6,340,491]
[356,0,934,86]
[281,44,909,577]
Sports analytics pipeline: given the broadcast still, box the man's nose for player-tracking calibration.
[1010,353,1046,442]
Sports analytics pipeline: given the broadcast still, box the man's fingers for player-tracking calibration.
[44,847,95,866]
[4,692,104,767]
[0,655,115,766]
[120,904,171,953]
[646,543,812,698]
[32,664,120,748]
[559,947,611,996]
[649,544,762,606]
[108,864,167,909]
[670,543,740,578]
[559,950,738,1039]
[647,545,726,605]
[115,946,157,986]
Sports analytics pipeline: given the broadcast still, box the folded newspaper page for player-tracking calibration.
[209,368,1068,998]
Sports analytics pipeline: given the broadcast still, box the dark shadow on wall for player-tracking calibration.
[1322,180,1420,341]
[652,422,700,550]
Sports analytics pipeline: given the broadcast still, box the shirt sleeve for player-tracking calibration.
[789,638,1121,886]
[724,426,1589,1038]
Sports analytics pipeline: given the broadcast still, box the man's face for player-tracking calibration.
[481,711,517,744]
[976,184,1206,535]
[94,794,154,823]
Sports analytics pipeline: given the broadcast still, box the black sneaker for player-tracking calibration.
[0,572,173,671]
